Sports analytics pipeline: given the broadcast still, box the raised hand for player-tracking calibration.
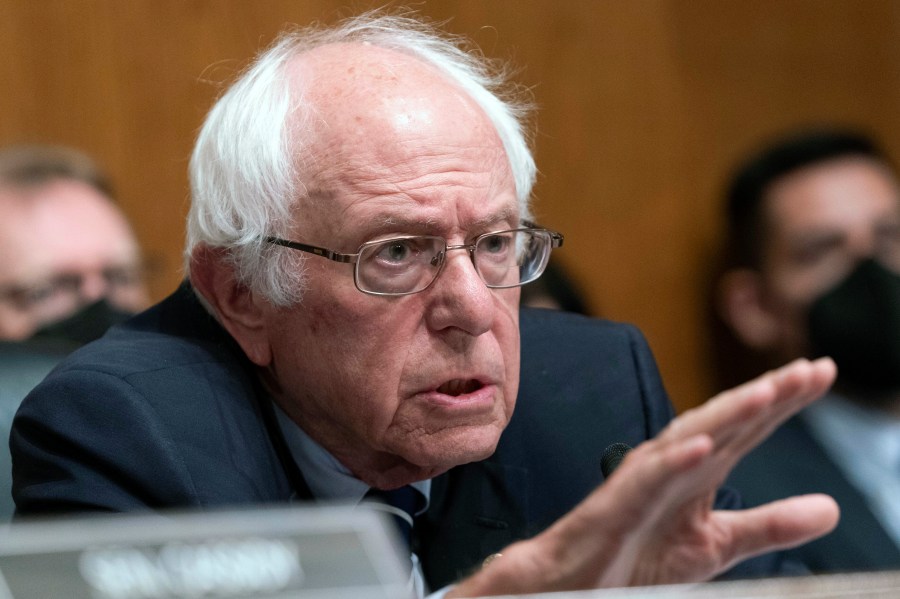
[449,357,839,596]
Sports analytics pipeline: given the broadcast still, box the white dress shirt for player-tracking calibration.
[804,393,900,549]
[272,402,450,598]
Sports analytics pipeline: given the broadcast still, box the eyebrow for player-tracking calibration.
[365,207,520,238]
[468,207,519,230]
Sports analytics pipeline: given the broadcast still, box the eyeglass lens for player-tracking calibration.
[355,230,551,295]
[357,237,445,295]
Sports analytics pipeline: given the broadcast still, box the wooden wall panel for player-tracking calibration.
[2,1,899,411]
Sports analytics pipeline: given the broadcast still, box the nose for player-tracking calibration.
[424,246,495,336]
[842,232,889,279]
[78,271,110,303]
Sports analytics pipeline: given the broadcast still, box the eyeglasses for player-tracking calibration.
[265,221,564,296]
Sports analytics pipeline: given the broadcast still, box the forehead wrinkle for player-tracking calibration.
[314,128,503,178]
[320,145,510,210]
[330,173,513,228]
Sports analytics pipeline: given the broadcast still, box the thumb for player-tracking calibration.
[717,493,839,568]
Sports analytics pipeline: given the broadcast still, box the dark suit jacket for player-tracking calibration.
[11,284,789,590]
[727,413,900,573]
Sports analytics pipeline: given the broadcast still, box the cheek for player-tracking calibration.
[503,316,521,415]
[499,287,521,378]
[303,294,417,355]
[0,306,31,339]
[762,278,807,329]
[767,263,825,309]
[800,262,855,299]
[289,295,421,407]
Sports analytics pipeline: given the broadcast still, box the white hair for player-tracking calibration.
[186,11,537,306]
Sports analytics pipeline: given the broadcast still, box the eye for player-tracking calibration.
[368,237,440,268]
[790,234,843,267]
[20,285,56,305]
[376,240,415,264]
[480,234,510,255]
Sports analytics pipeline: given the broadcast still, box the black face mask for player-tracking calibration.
[30,299,132,347]
[808,258,900,396]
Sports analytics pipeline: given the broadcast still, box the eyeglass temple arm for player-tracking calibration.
[521,221,564,248]
[264,237,358,264]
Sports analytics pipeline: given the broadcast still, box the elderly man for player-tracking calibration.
[12,13,837,597]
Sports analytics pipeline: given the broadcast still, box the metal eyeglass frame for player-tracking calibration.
[264,220,564,296]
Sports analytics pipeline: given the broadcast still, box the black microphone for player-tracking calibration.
[601,442,632,478]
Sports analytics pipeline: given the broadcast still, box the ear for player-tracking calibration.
[716,268,782,351]
[189,246,273,367]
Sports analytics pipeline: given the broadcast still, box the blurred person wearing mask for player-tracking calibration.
[715,128,900,572]
[0,145,151,519]
[0,145,150,345]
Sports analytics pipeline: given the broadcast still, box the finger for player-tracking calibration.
[647,359,834,495]
[662,358,834,456]
[715,493,840,571]
[715,357,836,460]
[695,358,835,486]
[753,357,836,428]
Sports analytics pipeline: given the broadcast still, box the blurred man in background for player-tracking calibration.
[715,128,900,571]
[0,145,149,344]
[0,144,151,520]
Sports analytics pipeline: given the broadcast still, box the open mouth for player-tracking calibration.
[436,379,483,396]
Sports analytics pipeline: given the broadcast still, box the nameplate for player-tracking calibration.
[0,504,411,599]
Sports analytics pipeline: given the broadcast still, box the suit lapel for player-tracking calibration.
[252,380,315,503]
[168,283,316,503]
[791,417,900,568]
[416,460,529,590]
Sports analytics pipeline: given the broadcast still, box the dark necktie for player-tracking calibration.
[364,486,423,551]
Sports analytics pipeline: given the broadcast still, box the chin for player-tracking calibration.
[409,427,503,470]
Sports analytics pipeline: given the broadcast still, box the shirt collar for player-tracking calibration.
[804,392,900,476]
[272,400,431,509]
